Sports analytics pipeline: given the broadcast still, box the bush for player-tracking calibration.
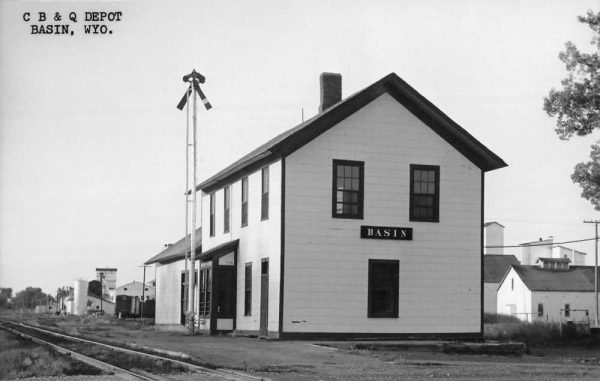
[484,319,563,347]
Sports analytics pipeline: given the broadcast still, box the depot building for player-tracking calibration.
[146,72,506,339]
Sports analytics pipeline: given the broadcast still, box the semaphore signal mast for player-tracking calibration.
[177,70,211,334]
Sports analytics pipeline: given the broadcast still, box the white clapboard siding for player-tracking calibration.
[496,268,530,319]
[283,92,482,334]
[200,160,282,333]
[155,259,185,325]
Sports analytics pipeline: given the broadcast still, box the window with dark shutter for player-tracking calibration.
[241,177,248,227]
[261,167,269,220]
[410,165,440,222]
[332,160,364,219]
[368,259,399,318]
[224,186,230,233]
[244,263,252,316]
[209,192,215,237]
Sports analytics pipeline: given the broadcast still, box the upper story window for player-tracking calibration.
[409,164,440,222]
[209,192,216,237]
[241,177,248,227]
[332,159,364,219]
[261,167,269,221]
[223,186,231,233]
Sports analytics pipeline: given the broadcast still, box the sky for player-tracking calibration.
[1,0,600,295]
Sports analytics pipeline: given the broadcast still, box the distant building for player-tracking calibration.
[116,281,156,301]
[497,259,599,322]
[96,267,117,302]
[484,221,505,255]
[519,237,585,266]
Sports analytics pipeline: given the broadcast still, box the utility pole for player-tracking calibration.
[584,220,599,327]
[100,272,104,314]
[139,265,150,319]
[176,70,211,334]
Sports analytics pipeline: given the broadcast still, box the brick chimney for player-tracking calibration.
[319,72,342,112]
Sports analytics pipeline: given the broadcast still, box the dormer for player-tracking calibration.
[536,257,570,270]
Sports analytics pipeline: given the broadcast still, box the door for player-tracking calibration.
[260,258,269,337]
[216,266,236,319]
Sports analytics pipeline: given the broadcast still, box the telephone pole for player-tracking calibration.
[584,220,599,327]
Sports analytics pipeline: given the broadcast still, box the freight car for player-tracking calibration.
[115,295,140,318]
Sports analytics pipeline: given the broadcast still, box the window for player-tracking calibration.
[261,167,269,220]
[564,304,570,317]
[199,268,212,316]
[124,288,127,291]
[144,288,148,291]
[332,160,364,219]
[244,263,252,316]
[209,192,216,237]
[241,177,248,227]
[410,165,440,222]
[538,304,544,317]
[368,259,399,318]
[511,278,514,290]
[224,186,231,233]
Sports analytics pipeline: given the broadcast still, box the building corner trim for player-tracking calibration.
[278,157,286,336]
[480,170,485,337]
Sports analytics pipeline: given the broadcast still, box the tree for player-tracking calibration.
[0,288,12,307]
[11,287,53,309]
[544,10,600,209]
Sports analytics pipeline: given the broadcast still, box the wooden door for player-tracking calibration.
[260,258,269,337]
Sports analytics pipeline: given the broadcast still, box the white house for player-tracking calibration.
[115,281,156,301]
[483,254,519,313]
[497,259,599,323]
[147,72,506,339]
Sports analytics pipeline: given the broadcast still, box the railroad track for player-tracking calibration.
[0,320,269,381]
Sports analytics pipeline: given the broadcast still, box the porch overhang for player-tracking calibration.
[198,239,240,261]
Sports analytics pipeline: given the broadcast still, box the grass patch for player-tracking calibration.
[484,314,599,348]
[0,330,102,379]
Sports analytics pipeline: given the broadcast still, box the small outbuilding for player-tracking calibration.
[497,259,600,323]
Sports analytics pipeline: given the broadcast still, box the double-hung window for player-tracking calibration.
[223,186,230,233]
[241,177,248,227]
[332,159,364,219]
[410,164,440,222]
[209,192,215,237]
[261,167,269,220]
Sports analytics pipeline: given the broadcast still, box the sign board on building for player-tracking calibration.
[360,226,412,240]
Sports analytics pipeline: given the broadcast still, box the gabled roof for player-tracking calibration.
[484,221,505,228]
[116,281,156,290]
[483,254,519,283]
[510,264,600,292]
[198,73,507,193]
[145,228,202,265]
